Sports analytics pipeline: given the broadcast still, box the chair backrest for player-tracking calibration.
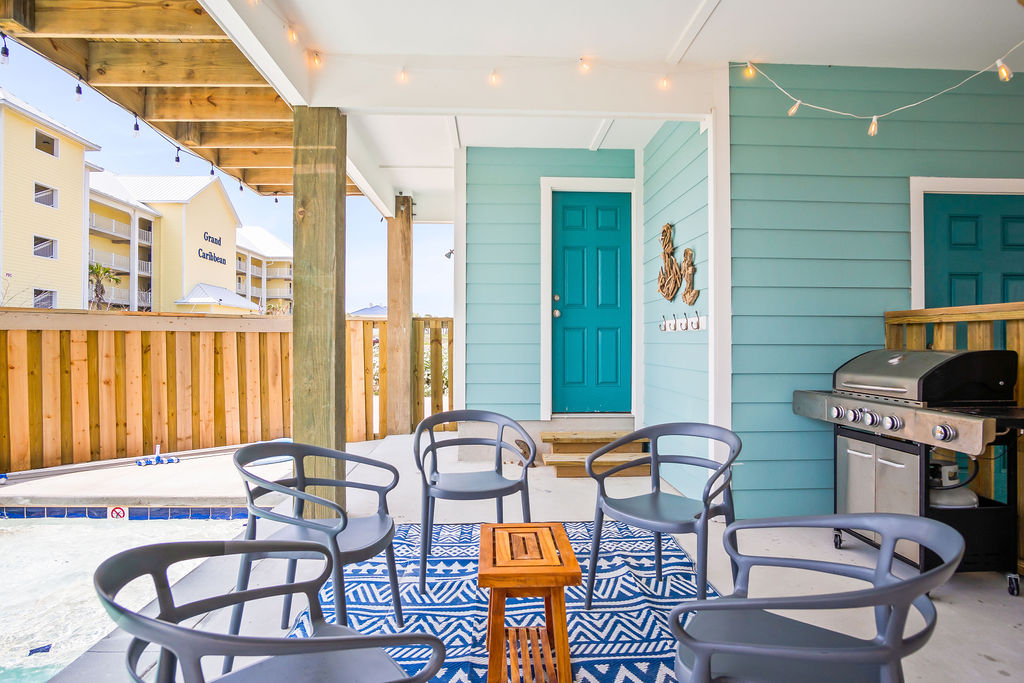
[413,409,537,478]
[94,540,331,683]
[234,441,348,520]
[589,422,742,504]
[723,513,965,656]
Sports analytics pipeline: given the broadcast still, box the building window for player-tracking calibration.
[34,130,58,156]
[33,235,57,259]
[33,289,56,309]
[33,183,57,207]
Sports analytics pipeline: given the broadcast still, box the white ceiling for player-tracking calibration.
[208,0,1024,220]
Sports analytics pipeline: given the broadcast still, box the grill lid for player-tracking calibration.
[833,349,1017,404]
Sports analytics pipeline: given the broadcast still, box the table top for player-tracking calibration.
[478,522,582,589]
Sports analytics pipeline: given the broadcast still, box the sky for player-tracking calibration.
[0,41,454,316]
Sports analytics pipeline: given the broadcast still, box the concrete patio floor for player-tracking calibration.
[41,434,1024,682]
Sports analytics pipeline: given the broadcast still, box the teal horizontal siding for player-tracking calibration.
[465,147,634,420]
[642,122,709,499]
[730,63,1024,517]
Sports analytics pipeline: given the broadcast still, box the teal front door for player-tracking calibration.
[925,193,1024,308]
[551,191,631,413]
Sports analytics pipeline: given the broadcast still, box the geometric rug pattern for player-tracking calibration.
[291,521,715,682]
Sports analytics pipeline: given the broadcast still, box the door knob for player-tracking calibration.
[553,310,561,318]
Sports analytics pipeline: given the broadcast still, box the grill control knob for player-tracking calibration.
[830,406,846,420]
[882,415,903,431]
[933,424,957,442]
[862,411,880,427]
[845,409,861,423]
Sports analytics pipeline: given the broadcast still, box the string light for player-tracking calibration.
[311,51,322,67]
[577,57,591,73]
[744,61,755,78]
[210,162,215,176]
[658,76,671,90]
[488,69,500,86]
[397,66,409,83]
[287,25,298,43]
[867,115,879,137]
[996,59,1014,82]
[787,100,801,116]
[174,147,181,166]
[0,32,8,66]
[132,115,140,138]
[74,80,83,102]
[239,180,244,192]
[274,192,279,204]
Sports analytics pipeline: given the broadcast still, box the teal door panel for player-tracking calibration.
[924,192,1024,504]
[552,191,631,412]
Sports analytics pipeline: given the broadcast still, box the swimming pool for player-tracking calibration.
[0,518,244,682]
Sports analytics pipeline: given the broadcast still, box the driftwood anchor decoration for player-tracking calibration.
[657,223,700,305]
[657,223,682,301]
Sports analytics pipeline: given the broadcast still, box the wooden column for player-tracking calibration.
[386,195,414,434]
[293,106,346,514]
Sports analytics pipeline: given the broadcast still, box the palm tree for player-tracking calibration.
[88,264,121,309]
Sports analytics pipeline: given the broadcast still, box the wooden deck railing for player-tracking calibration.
[884,301,1024,573]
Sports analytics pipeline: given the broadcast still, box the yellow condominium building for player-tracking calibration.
[0,88,99,309]
[236,225,293,314]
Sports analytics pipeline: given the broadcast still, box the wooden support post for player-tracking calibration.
[293,106,347,516]
[387,195,414,434]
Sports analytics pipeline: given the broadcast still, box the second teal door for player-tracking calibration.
[552,191,631,413]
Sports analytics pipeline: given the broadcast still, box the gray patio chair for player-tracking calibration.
[228,441,403,643]
[413,409,537,593]
[94,539,445,683]
[670,513,965,683]
[585,422,741,606]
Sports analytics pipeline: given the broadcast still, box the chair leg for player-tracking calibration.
[222,552,253,673]
[426,496,436,555]
[386,543,404,627]
[419,493,431,595]
[279,558,298,629]
[521,485,532,522]
[724,508,739,584]
[695,523,709,601]
[585,505,604,610]
[496,496,503,523]
[333,559,348,626]
[654,531,663,582]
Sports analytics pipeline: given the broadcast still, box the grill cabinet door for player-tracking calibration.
[874,445,920,561]
[836,436,876,542]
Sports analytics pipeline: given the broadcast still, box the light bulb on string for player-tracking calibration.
[274,192,279,204]
[75,82,83,101]
[787,100,801,116]
[488,69,500,86]
[132,115,140,138]
[744,62,756,78]
[867,115,879,137]
[397,67,409,84]
[996,59,1013,82]
[210,163,215,176]
[174,147,181,166]
[239,180,244,192]
[658,76,671,91]
[1,33,9,66]
[287,25,298,43]
[311,51,322,68]
[577,57,591,74]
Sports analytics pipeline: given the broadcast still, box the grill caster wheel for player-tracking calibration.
[833,530,843,549]
[1008,574,1020,596]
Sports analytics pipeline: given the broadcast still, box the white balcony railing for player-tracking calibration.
[266,267,293,279]
[236,260,247,272]
[250,265,264,277]
[137,260,152,276]
[236,282,247,295]
[138,291,152,308]
[266,288,292,299]
[90,213,131,240]
[89,248,131,272]
[104,287,131,305]
[138,228,152,244]
[250,286,263,297]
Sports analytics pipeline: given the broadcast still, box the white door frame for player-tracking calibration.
[540,177,642,421]
[909,176,1024,309]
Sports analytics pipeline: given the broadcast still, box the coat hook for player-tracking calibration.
[693,310,700,330]
[672,313,678,331]
[660,315,667,331]
[681,312,688,331]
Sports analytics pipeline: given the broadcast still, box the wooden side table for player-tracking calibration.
[479,522,582,683]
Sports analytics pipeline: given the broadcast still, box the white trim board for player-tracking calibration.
[909,176,1024,309]
[539,176,641,421]
[453,147,468,410]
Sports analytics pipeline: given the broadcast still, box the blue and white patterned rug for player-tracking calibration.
[291,521,715,682]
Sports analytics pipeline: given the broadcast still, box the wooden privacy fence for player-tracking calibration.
[884,300,1024,573]
[0,310,291,474]
[344,316,455,441]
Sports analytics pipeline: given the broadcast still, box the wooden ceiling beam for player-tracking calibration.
[254,185,294,196]
[87,42,269,88]
[219,148,293,169]
[27,0,224,40]
[0,0,33,32]
[18,36,87,77]
[143,87,292,122]
[188,123,294,149]
[243,168,293,186]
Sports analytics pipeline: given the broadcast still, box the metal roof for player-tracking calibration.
[0,88,101,151]
[175,283,260,311]
[236,225,293,259]
[89,171,162,217]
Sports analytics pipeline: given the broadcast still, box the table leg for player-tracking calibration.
[549,588,571,683]
[543,593,555,647]
[487,588,507,683]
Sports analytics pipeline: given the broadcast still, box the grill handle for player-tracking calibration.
[839,382,909,394]
[877,457,906,469]
[846,449,872,459]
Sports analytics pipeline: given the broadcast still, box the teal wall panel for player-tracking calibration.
[642,122,710,498]
[730,63,1024,518]
[464,147,634,419]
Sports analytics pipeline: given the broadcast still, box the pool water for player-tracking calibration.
[0,518,244,682]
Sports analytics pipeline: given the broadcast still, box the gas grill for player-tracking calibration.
[793,349,1021,594]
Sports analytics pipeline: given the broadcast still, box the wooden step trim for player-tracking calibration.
[542,453,650,479]
[539,429,647,444]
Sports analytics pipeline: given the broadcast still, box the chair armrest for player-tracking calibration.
[246,478,348,533]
